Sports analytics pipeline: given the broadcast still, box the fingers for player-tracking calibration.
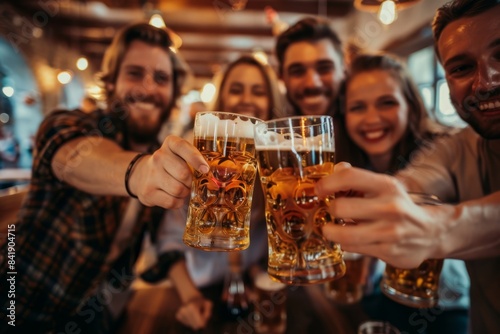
[322,220,398,247]
[135,136,209,208]
[166,136,209,174]
[316,166,402,198]
[175,298,213,330]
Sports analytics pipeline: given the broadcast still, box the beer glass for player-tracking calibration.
[380,193,444,308]
[254,116,345,285]
[253,272,287,334]
[325,252,368,304]
[183,111,262,251]
[358,321,400,334]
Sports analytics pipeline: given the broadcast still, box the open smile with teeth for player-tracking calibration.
[302,95,325,105]
[363,129,387,141]
[132,101,157,111]
[479,99,500,111]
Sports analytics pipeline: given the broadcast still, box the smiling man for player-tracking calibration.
[275,17,345,117]
[0,23,209,333]
[314,1,500,333]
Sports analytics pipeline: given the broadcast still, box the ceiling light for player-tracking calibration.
[149,14,166,28]
[378,0,397,25]
[354,0,422,26]
[76,57,88,71]
[149,13,183,49]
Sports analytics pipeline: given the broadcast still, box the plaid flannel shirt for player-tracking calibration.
[0,109,164,329]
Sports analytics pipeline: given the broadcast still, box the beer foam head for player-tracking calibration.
[255,272,286,291]
[254,124,334,151]
[195,112,258,138]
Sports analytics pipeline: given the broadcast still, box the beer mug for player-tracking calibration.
[254,116,345,285]
[183,111,262,251]
[253,272,287,334]
[380,193,444,308]
[358,321,400,334]
[325,252,368,304]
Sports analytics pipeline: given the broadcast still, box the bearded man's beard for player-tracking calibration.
[127,119,163,144]
[107,93,173,144]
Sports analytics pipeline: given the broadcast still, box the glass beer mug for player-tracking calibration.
[380,193,444,308]
[254,116,345,285]
[183,111,262,251]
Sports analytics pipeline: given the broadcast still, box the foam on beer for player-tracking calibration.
[196,112,257,138]
[255,272,286,291]
[254,125,335,151]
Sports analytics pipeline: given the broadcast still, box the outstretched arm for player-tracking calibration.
[52,135,208,209]
[315,163,500,268]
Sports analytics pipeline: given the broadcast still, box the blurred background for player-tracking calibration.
[0,0,466,170]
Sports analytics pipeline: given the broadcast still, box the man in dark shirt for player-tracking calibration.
[0,23,208,333]
[275,16,345,117]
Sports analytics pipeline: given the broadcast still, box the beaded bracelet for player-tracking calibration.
[124,152,149,198]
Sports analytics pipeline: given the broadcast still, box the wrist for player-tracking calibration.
[125,152,149,198]
[430,204,459,259]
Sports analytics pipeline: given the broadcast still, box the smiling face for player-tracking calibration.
[437,6,500,139]
[345,70,409,172]
[281,38,344,116]
[109,40,174,144]
[220,63,270,120]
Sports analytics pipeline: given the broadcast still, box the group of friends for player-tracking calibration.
[0,0,499,333]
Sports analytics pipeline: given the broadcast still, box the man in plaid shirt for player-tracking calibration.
[0,23,209,333]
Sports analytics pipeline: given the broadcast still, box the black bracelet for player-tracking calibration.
[124,152,149,198]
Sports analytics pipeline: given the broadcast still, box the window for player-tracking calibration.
[407,47,467,128]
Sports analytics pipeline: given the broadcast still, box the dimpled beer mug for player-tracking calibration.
[380,193,444,308]
[254,116,345,285]
[183,111,262,251]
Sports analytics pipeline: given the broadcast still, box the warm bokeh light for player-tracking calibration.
[200,83,216,103]
[149,14,166,28]
[0,113,10,123]
[252,50,269,65]
[57,70,73,84]
[378,0,397,25]
[2,86,14,97]
[76,57,89,71]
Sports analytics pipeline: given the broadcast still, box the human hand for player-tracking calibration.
[175,295,213,331]
[315,163,445,268]
[128,135,209,208]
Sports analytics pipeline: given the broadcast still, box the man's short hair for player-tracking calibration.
[275,17,343,76]
[432,0,500,60]
[98,22,187,101]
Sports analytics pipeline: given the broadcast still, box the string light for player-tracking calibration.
[57,70,72,85]
[76,57,88,71]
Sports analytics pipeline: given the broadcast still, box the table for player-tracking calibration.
[115,279,370,334]
[0,168,31,182]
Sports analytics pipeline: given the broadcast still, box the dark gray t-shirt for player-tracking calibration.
[398,126,500,333]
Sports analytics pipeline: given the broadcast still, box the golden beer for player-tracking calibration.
[184,112,261,251]
[325,252,368,304]
[381,259,444,308]
[380,193,444,308]
[253,272,287,334]
[257,148,345,284]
